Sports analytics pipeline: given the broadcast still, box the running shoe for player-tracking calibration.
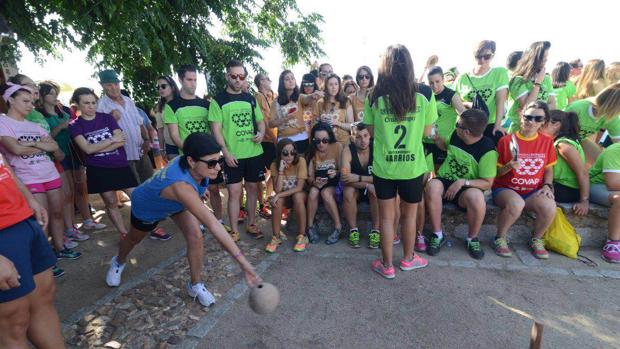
[65,227,90,242]
[229,231,240,242]
[493,237,512,258]
[63,237,78,249]
[187,282,216,307]
[414,232,427,252]
[371,259,395,279]
[426,233,445,256]
[399,254,429,271]
[89,204,96,215]
[293,235,308,252]
[246,224,264,239]
[348,228,360,248]
[52,265,65,278]
[259,204,272,219]
[326,228,341,245]
[265,235,281,253]
[393,234,401,245]
[56,248,81,260]
[467,238,485,260]
[220,221,232,233]
[368,230,380,249]
[105,256,125,287]
[238,208,247,223]
[82,219,107,230]
[530,238,549,259]
[602,240,620,263]
[149,227,172,241]
[307,225,319,244]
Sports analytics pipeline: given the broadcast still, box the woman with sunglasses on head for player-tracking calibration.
[343,80,358,97]
[542,110,589,215]
[565,83,620,164]
[363,44,437,279]
[507,41,556,133]
[314,74,354,145]
[351,66,375,122]
[299,73,323,136]
[551,62,577,110]
[270,71,310,157]
[69,88,138,240]
[455,40,510,142]
[152,76,180,161]
[575,59,606,100]
[305,122,343,245]
[265,138,309,253]
[493,101,557,259]
[106,132,261,306]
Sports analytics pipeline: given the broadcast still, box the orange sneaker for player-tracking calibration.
[229,231,240,242]
[265,235,281,253]
[293,234,308,252]
[246,224,264,239]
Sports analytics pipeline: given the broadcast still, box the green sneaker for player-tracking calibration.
[467,238,485,260]
[348,228,360,248]
[368,230,380,249]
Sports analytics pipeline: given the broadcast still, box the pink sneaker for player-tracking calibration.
[371,259,395,279]
[393,234,401,245]
[602,240,620,263]
[414,233,427,252]
[400,254,429,271]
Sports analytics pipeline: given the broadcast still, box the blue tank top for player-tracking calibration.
[131,157,209,222]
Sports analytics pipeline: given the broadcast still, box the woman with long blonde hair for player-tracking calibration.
[606,62,620,85]
[575,59,606,99]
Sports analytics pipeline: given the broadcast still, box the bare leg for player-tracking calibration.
[378,198,397,266]
[458,188,486,238]
[100,191,128,236]
[208,185,223,221]
[525,193,557,238]
[271,198,284,238]
[45,189,66,251]
[400,201,419,260]
[227,182,242,233]
[292,192,307,236]
[61,171,75,230]
[320,187,341,230]
[306,187,320,227]
[343,186,358,229]
[608,193,620,240]
[117,226,149,264]
[26,269,65,349]
[74,169,93,221]
[0,295,30,349]
[493,189,525,238]
[245,181,259,226]
[425,179,444,233]
[172,211,204,284]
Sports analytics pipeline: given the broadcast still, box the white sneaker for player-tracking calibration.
[63,237,78,249]
[65,227,90,241]
[82,219,107,230]
[106,256,126,287]
[187,282,216,307]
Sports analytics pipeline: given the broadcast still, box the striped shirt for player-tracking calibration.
[97,95,143,160]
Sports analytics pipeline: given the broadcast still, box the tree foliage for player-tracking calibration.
[0,0,323,104]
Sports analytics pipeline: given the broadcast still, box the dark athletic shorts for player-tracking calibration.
[435,177,482,209]
[223,154,266,184]
[0,218,57,303]
[261,142,276,170]
[373,173,424,203]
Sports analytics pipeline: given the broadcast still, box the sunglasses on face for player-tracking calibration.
[475,54,493,60]
[197,156,225,169]
[523,114,545,123]
[455,123,468,131]
[320,71,332,77]
[282,150,297,157]
[229,73,246,81]
[157,84,169,90]
[302,82,314,88]
[357,74,370,81]
[313,138,329,145]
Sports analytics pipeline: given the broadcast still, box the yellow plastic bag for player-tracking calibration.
[543,207,581,259]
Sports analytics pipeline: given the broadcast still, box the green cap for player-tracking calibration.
[98,69,120,84]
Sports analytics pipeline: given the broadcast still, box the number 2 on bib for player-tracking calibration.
[394,125,407,149]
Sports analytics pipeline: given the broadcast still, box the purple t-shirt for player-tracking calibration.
[0,115,60,185]
[69,112,128,168]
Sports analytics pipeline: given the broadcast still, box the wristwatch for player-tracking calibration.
[464,180,470,187]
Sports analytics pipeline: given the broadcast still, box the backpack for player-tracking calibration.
[465,74,490,117]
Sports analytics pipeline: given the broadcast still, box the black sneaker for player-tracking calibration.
[52,265,65,278]
[467,238,485,260]
[426,233,445,256]
[56,248,82,260]
[326,228,341,245]
[307,225,319,244]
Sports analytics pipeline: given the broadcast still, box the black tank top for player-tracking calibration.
[349,143,373,176]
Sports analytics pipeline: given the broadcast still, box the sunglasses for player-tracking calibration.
[313,138,329,145]
[357,74,371,81]
[320,71,333,77]
[157,83,169,90]
[475,54,493,60]
[197,156,225,169]
[229,73,246,81]
[302,82,314,88]
[282,150,297,157]
[455,123,468,131]
[523,114,545,123]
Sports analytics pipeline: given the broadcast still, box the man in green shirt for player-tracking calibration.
[424,109,498,260]
[210,59,266,241]
[589,143,620,263]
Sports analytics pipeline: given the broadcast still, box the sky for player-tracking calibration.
[16,0,620,103]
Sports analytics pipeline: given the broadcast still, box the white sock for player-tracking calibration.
[434,231,443,239]
[466,237,472,242]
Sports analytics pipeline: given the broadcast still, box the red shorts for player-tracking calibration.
[26,177,63,194]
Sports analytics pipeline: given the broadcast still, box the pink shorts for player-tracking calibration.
[26,178,63,194]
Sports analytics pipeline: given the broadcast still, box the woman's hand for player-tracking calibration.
[534,68,546,84]
[538,185,555,200]
[0,255,20,291]
[269,194,279,207]
[243,264,262,288]
[314,177,327,188]
[279,160,287,173]
[572,200,589,216]
[327,168,337,179]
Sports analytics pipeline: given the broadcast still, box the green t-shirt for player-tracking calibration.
[437,132,497,180]
[507,75,555,131]
[553,80,576,111]
[454,67,509,124]
[565,99,620,141]
[44,110,72,156]
[163,96,210,143]
[553,137,585,189]
[208,91,264,160]
[589,143,620,184]
[25,110,51,134]
[363,84,437,180]
[424,86,458,144]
